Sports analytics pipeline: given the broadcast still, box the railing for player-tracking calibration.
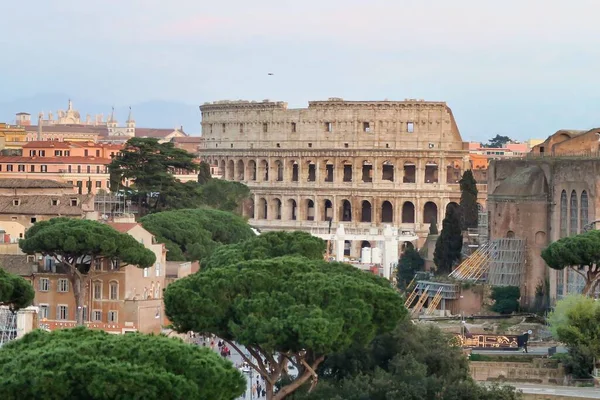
[58,169,109,174]
[523,150,600,159]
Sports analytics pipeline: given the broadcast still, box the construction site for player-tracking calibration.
[404,211,527,318]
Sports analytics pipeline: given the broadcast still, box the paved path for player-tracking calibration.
[508,383,600,399]
[472,346,567,356]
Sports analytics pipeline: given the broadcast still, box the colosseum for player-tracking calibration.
[199,98,480,257]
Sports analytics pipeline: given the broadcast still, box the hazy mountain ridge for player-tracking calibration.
[0,94,202,135]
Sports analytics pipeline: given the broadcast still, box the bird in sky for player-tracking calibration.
[268,72,274,76]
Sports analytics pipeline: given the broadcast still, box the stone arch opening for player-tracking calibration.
[245,198,255,219]
[535,231,546,245]
[236,159,245,181]
[275,160,284,182]
[381,201,393,223]
[273,198,282,220]
[362,161,373,183]
[257,198,267,219]
[424,161,438,183]
[341,200,352,222]
[344,240,351,256]
[477,202,484,212]
[248,160,257,181]
[342,160,353,182]
[323,199,333,221]
[581,190,589,230]
[507,230,515,238]
[446,162,461,183]
[382,161,394,182]
[306,199,315,221]
[219,159,225,177]
[361,200,372,223]
[227,160,235,180]
[287,199,297,220]
[570,190,578,235]
[403,162,416,183]
[291,160,299,182]
[423,201,438,224]
[259,160,269,181]
[402,201,415,223]
[361,240,371,248]
[560,190,567,238]
[324,160,334,182]
[307,161,316,182]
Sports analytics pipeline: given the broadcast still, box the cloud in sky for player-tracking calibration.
[1,0,600,140]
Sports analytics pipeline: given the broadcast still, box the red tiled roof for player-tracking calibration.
[24,125,108,135]
[108,222,138,233]
[0,156,112,164]
[135,128,186,138]
[171,136,202,143]
[23,141,74,149]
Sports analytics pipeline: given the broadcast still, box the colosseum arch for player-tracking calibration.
[322,199,333,221]
[236,159,245,181]
[259,160,269,181]
[257,198,268,219]
[219,159,225,177]
[287,199,297,220]
[424,161,438,183]
[361,200,372,223]
[306,199,315,221]
[342,160,353,182]
[248,160,257,181]
[245,198,255,219]
[423,201,438,224]
[227,160,235,180]
[401,201,415,223]
[341,200,352,222]
[403,161,416,183]
[273,198,282,220]
[361,161,373,183]
[307,161,316,182]
[275,160,284,182]
[289,160,299,182]
[381,201,393,223]
[381,161,394,182]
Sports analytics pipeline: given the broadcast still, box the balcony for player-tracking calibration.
[58,169,109,174]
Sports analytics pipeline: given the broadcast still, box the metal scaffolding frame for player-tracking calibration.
[0,308,17,347]
[487,238,526,287]
[450,241,493,281]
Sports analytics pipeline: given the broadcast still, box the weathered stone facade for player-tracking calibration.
[488,158,599,303]
[199,98,485,256]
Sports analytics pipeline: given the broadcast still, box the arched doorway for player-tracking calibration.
[341,200,352,222]
[401,201,415,223]
[306,199,315,221]
[423,202,438,224]
[274,198,282,220]
[219,159,225,177]
[259,160,269,181]
[381,201,393,223]
[322,199,333,221]
[287,199,297,220]
[245,198,255,219]
[236,160,245,181]
[227,160,235,180]
[275,160,284,181]
[257,198,267,219]
[248,160,257,181]
[361,200,372,222]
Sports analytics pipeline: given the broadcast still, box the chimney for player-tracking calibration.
[37,113,43,141]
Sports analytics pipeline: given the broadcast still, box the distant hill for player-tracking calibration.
[0,94,202,135]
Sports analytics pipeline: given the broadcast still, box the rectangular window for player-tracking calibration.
[291,122,297,133]
[363,122,370,132]
[96,150,100,157]
[57,305,68,320]
[18,164,25,172]
[110,283,118,300]
[39,304,49,319]
[93,281,102,300]
[68,165,72,173]
[6,165,12,172]
[239,123,244,133]
[407,122,414,133]
[87,165,91,173]
[77,165,81,173]
[143,268,149,278]
[92,310,102,322]
[111,259,119,270]
[54,150,62,156]
[94,259,102,271]
[29,150,36,156]
[30,165,35,172]
[41,165,47,173]
[57,278,69,292]
[65,150,70,156]
[39,150,45,157]
[325,122,332,132]
[108,311,118,323]
[155,262,161,277]
[84,149,89,157]
[95,181,101,188]
[222,123,226,133]
[82,306,88,322]
[263,123,268,133]
[39,278,50,292]
[96,166,100,174]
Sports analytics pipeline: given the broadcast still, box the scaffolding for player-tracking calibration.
[426,287,444,315]
[0,308,17,347]
[450,241,494,281]
[94,195,133,219]
[411,286,430,317]
[463,212,489,258]
[404,286,419,308]
[487,238,526,287]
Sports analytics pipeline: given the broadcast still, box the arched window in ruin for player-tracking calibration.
[324,160,334,182]
[259,160,269,181]
[244,198,255,219]
[507,230,515,238]
[248,160,257,181]
[570,190,578,235]
[361,200,372,223]
[274,198,282,220]
[341,200,352,222]
[219,159,225,177]
[446,162,461,184]
[275,160,284,181]
[227,160,235,180]
[381,201,393,223]
[423,201,438,224]
[361,241,371,248]
[257,198,267,220]
[344,240,351,256]
[401,201,415,223]
[424,161,438,183]
[581,190,589,231]
[306,199,315,221]
[382,161,394,182]
[287,199,297,221]
[307,161,316,182]
[342,160,353,182]
[403,162,416,183]
[361,161,373,183]
[323,199,333,221]
[236,159,245,181]
[560,190,567,238]
[446,202,459,214]
[477,202,484,212]
[535,231,546,245]
[291,160,299,182]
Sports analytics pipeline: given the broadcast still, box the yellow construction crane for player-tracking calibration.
[426,287,444,316]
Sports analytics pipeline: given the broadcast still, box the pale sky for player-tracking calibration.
[2,0,600,141]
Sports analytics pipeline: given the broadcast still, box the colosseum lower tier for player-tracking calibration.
[199,98,486,257]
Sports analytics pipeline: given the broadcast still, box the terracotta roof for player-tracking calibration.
[171,136,202,143]
[25,125,108,135]
[23,141,74,149]
[0,255,36,276]
[136,128,186,139]
[107,222,138,233]
[0,179,73,188]
[0,194,91,216]
[0,156,112,164]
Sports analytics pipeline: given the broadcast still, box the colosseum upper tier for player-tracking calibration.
[199,98,479,255]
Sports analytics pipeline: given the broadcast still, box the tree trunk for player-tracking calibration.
[580,268,600,297]
[265,381,274,400]
[71,275,87,326]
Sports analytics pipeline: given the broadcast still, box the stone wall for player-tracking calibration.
[470,360,564,385]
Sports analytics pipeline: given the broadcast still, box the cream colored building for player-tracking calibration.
[199,98,481,256]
